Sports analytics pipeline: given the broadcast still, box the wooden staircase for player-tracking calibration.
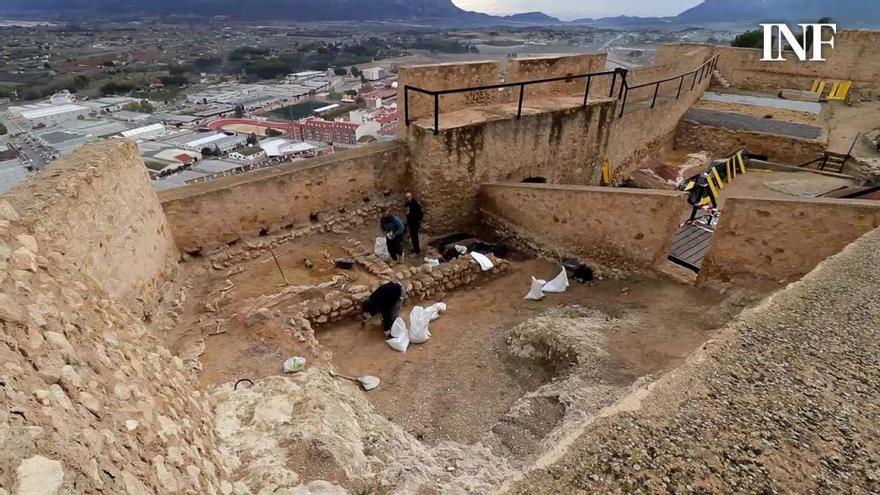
[820,152,849,173]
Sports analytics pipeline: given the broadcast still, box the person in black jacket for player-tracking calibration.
[379,210,406,263]
[404,192,424,256]
[361,281,406,335]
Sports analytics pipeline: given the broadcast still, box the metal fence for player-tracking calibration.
[618,54,720,117]
[402,53,720,134]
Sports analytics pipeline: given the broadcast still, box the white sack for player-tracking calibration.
[408,302,447,344]
[469,251,495,271]
[385,317,410,352]
[374,236,391,262]
[542,268,569,293]
[524,277,547,300]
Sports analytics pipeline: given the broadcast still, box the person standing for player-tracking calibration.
[380,210,405,263]
[404,192,424,256]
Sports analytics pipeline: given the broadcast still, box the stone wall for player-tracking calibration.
[0,153,229,493]
[407,99,617,231]
[698,195,880,287]
[674,119,826,165]
[507,53,608,99]
[398,60,501,123]
[3,140,177,318]
[160,141,409,254]
[695,30,880,92]
[479,183,688,274]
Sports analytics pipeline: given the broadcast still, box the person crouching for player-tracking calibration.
[361,281,406,336]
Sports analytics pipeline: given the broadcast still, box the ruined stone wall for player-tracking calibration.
[698,195,880,287]
[407,99,617,232]
[0,151,229,493]
[160,141,409,254]
[479,183,688,274]
[674,119,826,165]
[507,53,608,99]
[705,30,880,92]
[398,60,502,124]
[3,140,177,318]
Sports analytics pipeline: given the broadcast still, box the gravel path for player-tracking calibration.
[506,227,880,494]
[684,108,824,140]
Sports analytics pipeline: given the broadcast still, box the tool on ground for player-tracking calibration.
[329,370,381,391]
[269,248,290,287]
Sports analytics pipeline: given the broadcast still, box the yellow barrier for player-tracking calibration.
[828,80,853,101]
[711,167,724,189]
[601,158,612,185]
[735,151,747,174]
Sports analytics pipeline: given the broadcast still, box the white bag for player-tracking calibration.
[385,317,410,352]
[524,277,547,300]
[469,251,495,271]
[542,268,569,293]
[424,302,447,320]
[408,306,432,344]
[454,244,468,255]
[424,258,441,267]
[374,236,390,262]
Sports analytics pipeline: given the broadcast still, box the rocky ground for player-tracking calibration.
[503,226,880,494]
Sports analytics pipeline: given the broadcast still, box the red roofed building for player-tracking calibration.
[300,118,360,145]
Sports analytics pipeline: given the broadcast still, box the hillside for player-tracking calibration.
[677,0,878,23]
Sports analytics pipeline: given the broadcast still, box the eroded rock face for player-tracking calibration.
[212,371,513,494]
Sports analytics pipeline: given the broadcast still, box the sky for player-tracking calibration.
[451,0,705,20]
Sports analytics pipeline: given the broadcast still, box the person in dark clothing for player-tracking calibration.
[361,281,406,335]
[380,210,406,263]
[404,192,424,256]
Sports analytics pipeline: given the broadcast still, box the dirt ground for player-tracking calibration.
[694,99,818,125]
[319,258,733,446]
[821,99,880,157]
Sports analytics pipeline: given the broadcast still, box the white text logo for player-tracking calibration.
[761,23,837,61]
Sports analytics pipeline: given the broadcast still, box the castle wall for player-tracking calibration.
[406,99,617,232]
[3,140,177,317]
[674,119,826,165]
[698,195,880,287]
[160,141,409,254]
[398,60,502,124]
[664,31,880,92]
[507,53,608,98]
[0,141,229,494]
[479,182,688,273]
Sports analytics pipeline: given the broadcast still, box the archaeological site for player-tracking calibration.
[3,32,880,495]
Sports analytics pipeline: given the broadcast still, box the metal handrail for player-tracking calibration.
[404,68,626,134]
[618,54,720,116]
[402,52,720,133]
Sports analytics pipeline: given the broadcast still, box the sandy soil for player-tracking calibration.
[712,169,855,207]
[218,123,272,136]
[320,259,731,446]
[821,100,880,157]
[694,99,818,125]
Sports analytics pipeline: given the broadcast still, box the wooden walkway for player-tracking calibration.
[668,222,714,272]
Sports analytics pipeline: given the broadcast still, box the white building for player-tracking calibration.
[13,104,90,127]
[181,132,247,153]
[228,146,266,161]
[259,138,316,158]
[362,67,385,81]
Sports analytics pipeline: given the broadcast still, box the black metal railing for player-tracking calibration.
[402,53,720,134]
[617,54,719,117]
[403,68,624,135]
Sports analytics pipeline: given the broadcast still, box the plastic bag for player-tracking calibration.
[386,317,410,352]
[469,251,495,271]
[409,306,432,344]
[524,277,547,300]
[409,302,447,344]
[282,356,306,373]
[374,236,390,262]
[424,258,441,267]
[542,268,569,293]
[454,244,468,254]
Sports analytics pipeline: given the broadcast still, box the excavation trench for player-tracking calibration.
[168,224,749,493]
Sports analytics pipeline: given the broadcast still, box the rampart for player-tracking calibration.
[698,195,880,287]
[662,31,880,92]
[407,98,617,231]
[160,141,409,254]
[479,183,688,273]
[0,142,229,493]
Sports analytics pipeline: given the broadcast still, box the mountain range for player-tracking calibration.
[0,0,875,26]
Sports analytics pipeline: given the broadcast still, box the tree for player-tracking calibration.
[350,66,360,77]
[247,132,258,146]
[201,147,218,157]
[123,100,155,113]
[334,67,347,76]
[732,29,763,49]
[0,123,7,136]
[265,128,283,137]
[234,104,245,118]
